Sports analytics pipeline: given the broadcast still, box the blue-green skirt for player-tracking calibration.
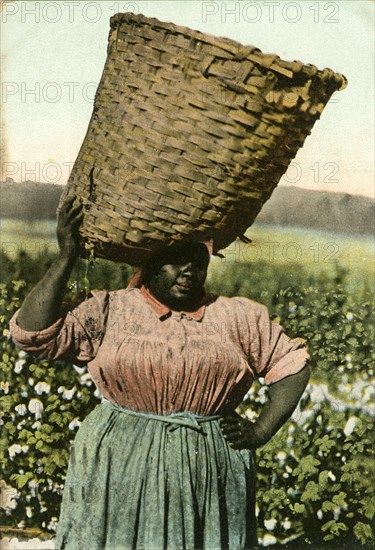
[55,402,257,550]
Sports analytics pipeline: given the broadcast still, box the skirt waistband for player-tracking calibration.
[100,398,223,433]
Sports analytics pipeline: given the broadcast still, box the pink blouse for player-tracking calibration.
[10,287,309,415]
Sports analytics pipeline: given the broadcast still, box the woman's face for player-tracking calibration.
[145,242,210,310]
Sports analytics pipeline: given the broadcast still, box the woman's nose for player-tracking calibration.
[180,262,194,275]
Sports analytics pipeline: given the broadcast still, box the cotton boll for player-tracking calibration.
[244,409,257,421]
[69,418,81,430]
[362,385,374,403]
[34,382,51,395]
[80,373,93,386]
[264,518,277,531]
[276,452,287,465]
[15,404,27,416]
[344,417,359,436]
[8,444,22,459]
[14,359,26,374]
[309,384,329,403]
[73,364,87,375]
[94,387,103,400]
[333,507,341,521]
[58,386,76,400]
[8,444,28,459]
[28,399,44,419]
[262,534,277,545]
[328,471,336,482]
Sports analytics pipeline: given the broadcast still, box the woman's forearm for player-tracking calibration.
[252,365,310,446]
[16,252,77,332]
[219,365,310,449]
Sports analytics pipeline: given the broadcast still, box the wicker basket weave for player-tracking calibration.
[61,12,347,265]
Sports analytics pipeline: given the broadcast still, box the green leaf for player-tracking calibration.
[10,471,33,489]
[354,522,374,544]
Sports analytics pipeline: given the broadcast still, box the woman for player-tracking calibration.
[10,198,310,550]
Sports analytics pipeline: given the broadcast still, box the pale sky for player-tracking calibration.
[1,0,374,198]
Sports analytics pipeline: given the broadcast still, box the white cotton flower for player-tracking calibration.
[47,517,58,531]
[34,382,51,395]
[330,396,347,413]
[58,386,76,400]
[15,404,28,416]
[286,436,294,447]
[28,377,34,386]
[344,417,359,436]
[264,518,277,531]
[333,507,341,521]
[309,384,329,403]
[28,399,43,419]
[317,510,323,520]
[14,358,26,374]
[363,385,375,403]
[8,444,28,459]
[346,312,353,320]
[351,379,370,400]
[276,451,287,462]
[258,386,268,404]
[68,418,81,431]
[282,518,291,530]
[80,373,93,386]
[94,387,103,400]
[339,382,349,391]
[73,364,87,375]
[244,409,257,421]
[8,444,22,459]
[26,506,33,518]
[328,471,336,482]
[345,354,352,363]
[262,534,277,546]
[293,408,314,426]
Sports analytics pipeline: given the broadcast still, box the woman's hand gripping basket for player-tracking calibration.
[61,12,347,266]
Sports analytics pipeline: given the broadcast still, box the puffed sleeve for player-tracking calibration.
[9,290,109,363]
[233,297,310,385]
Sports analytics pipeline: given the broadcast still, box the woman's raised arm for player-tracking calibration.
[16,197,83,332]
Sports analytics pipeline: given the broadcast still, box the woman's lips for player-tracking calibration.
[175,282,194,291]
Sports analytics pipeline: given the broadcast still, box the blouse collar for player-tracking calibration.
[139,285,206,321]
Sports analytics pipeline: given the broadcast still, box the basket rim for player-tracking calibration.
[110,12,347,91]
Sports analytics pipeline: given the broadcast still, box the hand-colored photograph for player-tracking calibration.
[1,1,374,549]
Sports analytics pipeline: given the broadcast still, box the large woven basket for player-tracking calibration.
[61,12,347,265]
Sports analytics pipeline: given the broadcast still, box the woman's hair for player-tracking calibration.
[141,239,210,286]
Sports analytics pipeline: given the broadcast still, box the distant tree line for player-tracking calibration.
[1,180,374,235]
